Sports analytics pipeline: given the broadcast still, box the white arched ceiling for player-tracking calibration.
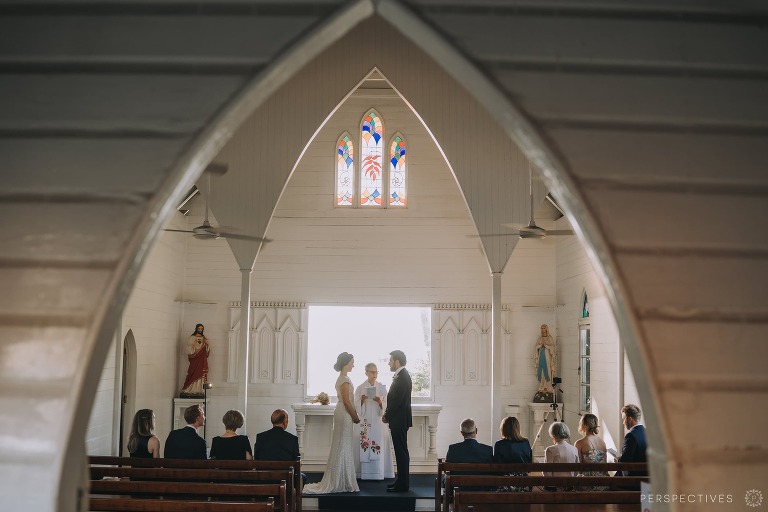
[2,1,767,511]
[211,16,543,274]
[389,0,768,508]
[0,2,372,511]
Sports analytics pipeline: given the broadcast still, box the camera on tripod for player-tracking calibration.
[550,378,562,412]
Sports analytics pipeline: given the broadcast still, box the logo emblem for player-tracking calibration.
[746,489,763,508]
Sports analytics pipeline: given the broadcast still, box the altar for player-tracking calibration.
[291,403,442,472]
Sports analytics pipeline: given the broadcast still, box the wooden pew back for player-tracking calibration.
[89,497,274,512]
[90,480,286,512]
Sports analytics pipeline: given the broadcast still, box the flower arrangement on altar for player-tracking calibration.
[309,392,330,405]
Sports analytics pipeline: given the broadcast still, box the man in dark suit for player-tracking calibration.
[617,403,647,477]
[254,408,300,461]
[254,409,306,484]
[445,418,494,489]
[446,418,494,463]
[382,349,412,492]
[164,404,206,459]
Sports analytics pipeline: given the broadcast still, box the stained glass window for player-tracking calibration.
[360,110,383,206]
[389,134,407,207]
[336,133,354,206]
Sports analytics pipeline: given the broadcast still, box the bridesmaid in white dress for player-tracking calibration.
[303,352,361,494]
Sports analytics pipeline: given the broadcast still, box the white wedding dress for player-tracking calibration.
[303,374,360,494]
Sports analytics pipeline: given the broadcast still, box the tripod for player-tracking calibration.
[530,382,561,455]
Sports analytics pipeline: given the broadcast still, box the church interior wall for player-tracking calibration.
[85,87,636,461]
[85,213,188,455]
[554,215,637,455]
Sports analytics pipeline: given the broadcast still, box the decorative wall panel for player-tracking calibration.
[433,305,494,386]
[227,302,306,385]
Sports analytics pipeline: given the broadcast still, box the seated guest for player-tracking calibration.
[573,413,607,489]
[493,416,532,492]
[574,413,607,466]
[617,404,647,477]
[543,421,579,477]
[164,404,206,459]
[447,418,494,463]
[210,409,252,460]
[254,409,306,484]
[127,409,160,458]
[493,416,532,463]
[444,418,494,490]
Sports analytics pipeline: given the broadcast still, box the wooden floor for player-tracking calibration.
[301,473,638,511]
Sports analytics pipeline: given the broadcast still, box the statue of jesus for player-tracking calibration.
[180,323,210,398]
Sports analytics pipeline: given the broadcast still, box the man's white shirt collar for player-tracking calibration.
[393,366,405,377]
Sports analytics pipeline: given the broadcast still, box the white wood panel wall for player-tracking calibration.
[555,217,627,451]
[407,0,768,504]
[212,16,545,275]
[9,3,768,511]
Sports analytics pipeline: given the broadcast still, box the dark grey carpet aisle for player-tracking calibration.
[304,473,435,511]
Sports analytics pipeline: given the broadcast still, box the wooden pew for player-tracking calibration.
[90,456,303,512]
[89,466,293,512]
[454,489,640,511]
[447,475,644,510]
[89,496,274,512]
[90,480,286,512]
[435,460,648,512]
[90,466,292,483]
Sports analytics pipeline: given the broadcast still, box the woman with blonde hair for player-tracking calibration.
[574,413,608,487]
[127,409,160,458]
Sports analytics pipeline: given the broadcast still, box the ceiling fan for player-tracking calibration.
[165,166,269,243]
[501,165,573,240]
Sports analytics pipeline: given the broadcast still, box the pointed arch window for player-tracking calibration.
[360,110,384,206]
[389,134,407,207]
[334,108,409,208]
[336,133,355,206]
[578,290,591,412]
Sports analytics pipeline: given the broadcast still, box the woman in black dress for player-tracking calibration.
[209,409,253,460]
[127,409,160,458]
[494,416,532,463]
[493,416,532,491]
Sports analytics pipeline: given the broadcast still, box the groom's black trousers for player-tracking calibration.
[389,425,410,489]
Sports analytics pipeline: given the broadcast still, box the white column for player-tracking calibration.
[491,272,503,438]
[237,268,252,431]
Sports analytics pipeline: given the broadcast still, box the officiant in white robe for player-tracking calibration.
[354,363,395,480]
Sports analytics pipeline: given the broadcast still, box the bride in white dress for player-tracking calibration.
[303,352,361,494]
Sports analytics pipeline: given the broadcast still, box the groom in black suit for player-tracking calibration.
[383,350,412,492]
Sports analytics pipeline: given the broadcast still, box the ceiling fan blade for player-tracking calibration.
[466,233,521,238]
[217,231,270,242]
[164,229,194,233]
[547,230,574,236]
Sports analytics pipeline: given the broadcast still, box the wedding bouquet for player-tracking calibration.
[310,392,330,405]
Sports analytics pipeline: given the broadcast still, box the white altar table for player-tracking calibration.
[291,403,442,472]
